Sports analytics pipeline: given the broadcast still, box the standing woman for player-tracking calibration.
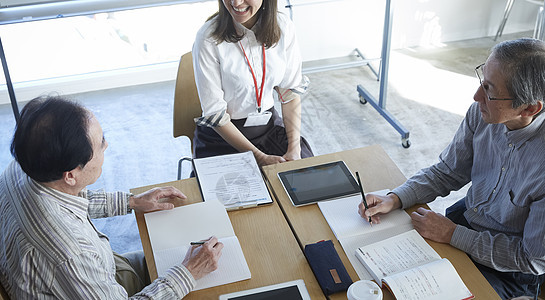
[192,0,313,166]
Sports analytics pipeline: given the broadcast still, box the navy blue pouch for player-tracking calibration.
[304,240,352,295]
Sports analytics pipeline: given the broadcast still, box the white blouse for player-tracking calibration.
[192,12,307,122]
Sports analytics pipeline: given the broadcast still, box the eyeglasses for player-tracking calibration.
[475,63,514,101]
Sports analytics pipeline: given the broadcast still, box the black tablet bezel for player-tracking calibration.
[277,161,360,207]
[218,279,310,300]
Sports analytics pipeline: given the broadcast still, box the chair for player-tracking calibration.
[495,0,544,41]
[173,52,202,180]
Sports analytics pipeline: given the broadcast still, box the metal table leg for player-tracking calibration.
[357,0,410,148]
[0,37,19,122]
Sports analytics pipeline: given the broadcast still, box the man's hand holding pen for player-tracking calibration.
[358,193,456,244]
[182,236,224,280]
[358,192,402,224]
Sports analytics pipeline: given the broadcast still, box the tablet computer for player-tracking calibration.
[277,161,360,207]
[218,279,311,300]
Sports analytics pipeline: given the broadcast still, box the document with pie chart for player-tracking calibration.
[192,151,273,210]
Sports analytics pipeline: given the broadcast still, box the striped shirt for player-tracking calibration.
[0,161,195,299]
[393,102,545,275]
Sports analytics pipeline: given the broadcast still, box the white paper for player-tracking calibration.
[145,200,251,288]
[355,229,441,286]
[384,259,474,300]
[192,151,272,209]
[318,189,417,280]
[154,236,251,291]
[339,223,414,280]
[318,191,412,240]
[145,200,234,250]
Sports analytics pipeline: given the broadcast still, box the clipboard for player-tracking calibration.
[192,151,274,210]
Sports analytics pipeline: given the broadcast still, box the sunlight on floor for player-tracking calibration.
[389,51,476,117]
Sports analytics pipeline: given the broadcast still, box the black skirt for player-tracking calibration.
[193,107,313,159]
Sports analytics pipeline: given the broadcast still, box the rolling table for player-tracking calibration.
[286,0,411,148]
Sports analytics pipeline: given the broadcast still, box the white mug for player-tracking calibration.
[347,280,383,300]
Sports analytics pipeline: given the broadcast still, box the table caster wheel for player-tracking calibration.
[402,139,411,148]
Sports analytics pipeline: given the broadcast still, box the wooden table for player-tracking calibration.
[131,178,325,300]
[261,144,500,300]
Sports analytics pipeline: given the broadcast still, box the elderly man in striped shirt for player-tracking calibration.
[0,96,223,299]
[359,38,545,299]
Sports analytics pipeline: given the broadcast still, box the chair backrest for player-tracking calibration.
[0,281,10,300]
[173,51,202,147]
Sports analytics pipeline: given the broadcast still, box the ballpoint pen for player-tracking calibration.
[190,241,206,245]
[355,171,372,225]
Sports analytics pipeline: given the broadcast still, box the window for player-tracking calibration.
[0,1,217,100]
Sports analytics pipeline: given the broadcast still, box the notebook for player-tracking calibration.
[317,190,413,280]
[145,200,251,290]
[356,230,473,300]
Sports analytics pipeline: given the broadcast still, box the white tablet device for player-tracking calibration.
[218,279,311,300]
[277,161,361,207]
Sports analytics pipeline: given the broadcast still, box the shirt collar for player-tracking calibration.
[504,112,545,146]
[31,179,89,222]
[233,17,261,35]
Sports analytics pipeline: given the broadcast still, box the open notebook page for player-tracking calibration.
[356,229,441,286]
[154,236,250,290]
[145,200,250,288]
[317,190,412,240]
[318,190,414,280]
[145,200,235,249]
[384,258,473,300]
[340,223,414,280]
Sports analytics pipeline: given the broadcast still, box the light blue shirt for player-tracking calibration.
[393,102,545,275]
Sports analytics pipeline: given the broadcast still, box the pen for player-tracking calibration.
[190,241,205,245]
[355,171,372,225]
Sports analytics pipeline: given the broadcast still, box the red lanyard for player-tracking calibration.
[239,42,266,113]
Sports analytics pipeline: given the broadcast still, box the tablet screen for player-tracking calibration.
[277,161,360,206]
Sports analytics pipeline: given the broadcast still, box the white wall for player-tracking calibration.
[0,0,539,105]
[284,0,538,62]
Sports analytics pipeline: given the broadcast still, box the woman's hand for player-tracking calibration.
[255,152,286,166]
[283,147,301,162]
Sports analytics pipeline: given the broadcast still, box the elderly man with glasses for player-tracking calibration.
[359,38,545,299]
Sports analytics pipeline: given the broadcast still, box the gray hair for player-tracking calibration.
[491,38,545,109]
